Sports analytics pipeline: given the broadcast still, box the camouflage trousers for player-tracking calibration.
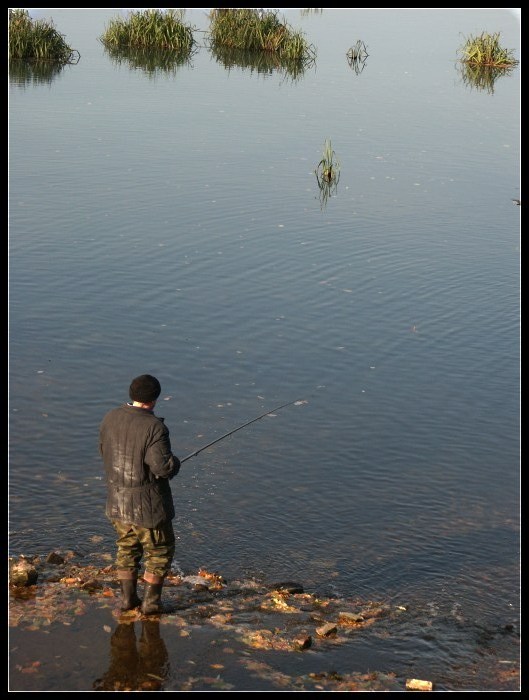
[111,520,175,578]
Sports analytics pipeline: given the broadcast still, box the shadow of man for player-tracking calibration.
[93,619,169,691]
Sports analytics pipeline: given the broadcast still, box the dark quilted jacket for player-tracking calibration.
[99,403,181,529]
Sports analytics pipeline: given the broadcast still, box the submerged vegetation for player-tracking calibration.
[100,9,196,55]
[207,8,316,62]
[458,31,519,67]
[8,9,79,63]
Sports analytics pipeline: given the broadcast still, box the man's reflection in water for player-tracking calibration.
[93,619,170,691]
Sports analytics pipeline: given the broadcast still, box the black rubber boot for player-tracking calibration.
[141,582,175,615]
[119,578,142,611]
[141,583,164,615]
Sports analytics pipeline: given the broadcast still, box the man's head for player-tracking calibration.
[129,374,162,404]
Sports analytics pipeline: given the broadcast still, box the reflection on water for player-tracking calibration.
[315,170,340,210]
[456,60,517,94]
[93,620,169,692]
[346,40,369,75]
[8,59,74,85]
[208,44,316,82]
[300,9,324,17]
[102,44,198,76]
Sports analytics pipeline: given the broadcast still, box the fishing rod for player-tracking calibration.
[180,398,305,464]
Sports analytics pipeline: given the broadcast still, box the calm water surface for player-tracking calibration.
[9,8,520,691]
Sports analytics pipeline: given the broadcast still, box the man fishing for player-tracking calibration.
[99,374,181,615]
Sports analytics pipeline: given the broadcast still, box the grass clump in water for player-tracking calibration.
[315,140,341,210]
[458,31,518,67]
[315,140,340,184]
[346,40,368,75]
[9,9,78,63]
[208,8,316,62]
[100,9,196,54]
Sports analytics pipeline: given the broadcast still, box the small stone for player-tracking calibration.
[316,622,337,637]
[46,552,65,565]
[338,611,364,624]
[406,678,433,691]
[9,558,38,587]
[293,634,312,650]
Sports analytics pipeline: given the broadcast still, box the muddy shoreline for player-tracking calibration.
[9,552,520,692]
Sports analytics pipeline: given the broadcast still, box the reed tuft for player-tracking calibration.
[9,9,78,63]
[100,9,196,54]
[207,8,316,62]
[315,140,341,210]
[315,140,341,184]
[458,31,518,67]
